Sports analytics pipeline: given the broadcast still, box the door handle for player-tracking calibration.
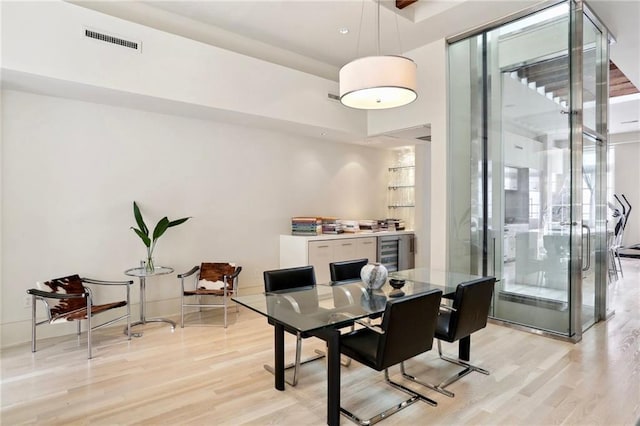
[492,237,497,276]
[582,224,591,271]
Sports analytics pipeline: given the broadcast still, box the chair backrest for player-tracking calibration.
[329,258,368,283]
[200,262,238,289]
[263,265,316,292]
[446,276,496,342]
[38,274,86,318]
[375,289,442,370]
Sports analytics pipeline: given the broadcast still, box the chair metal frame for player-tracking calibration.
[178,264,242,328]
[338,290,443,426]
[401,277,495,398]
[262,265,324,387]
[27,277,132,359]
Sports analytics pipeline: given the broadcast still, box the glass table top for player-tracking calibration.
[233,269,486,334]
[388,268,486,293]
[124,266,174,278]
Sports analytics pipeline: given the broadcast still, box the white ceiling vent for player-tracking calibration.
[83,28,141,52]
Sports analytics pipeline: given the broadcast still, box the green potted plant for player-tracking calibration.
[131,201,190,272]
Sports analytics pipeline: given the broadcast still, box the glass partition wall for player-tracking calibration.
[447,0,609,341]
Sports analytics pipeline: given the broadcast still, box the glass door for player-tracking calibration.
[447,0,609,340]
[491,3,573,334]
[581,134,597,329]
[580,10,608,328]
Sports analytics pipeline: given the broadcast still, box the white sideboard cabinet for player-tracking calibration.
[280,231,414,284]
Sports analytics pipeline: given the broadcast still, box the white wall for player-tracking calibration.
[1,1,365,137]
[368,39,448,270]
[611,140,640,247]
[0,90,390,347]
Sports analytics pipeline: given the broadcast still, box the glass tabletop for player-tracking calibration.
[233,276,456,334]
[388,268,486,294]
[124,266,174,278]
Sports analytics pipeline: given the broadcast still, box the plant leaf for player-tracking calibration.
[133,201,148,236]
[167,217,190,228]
[152,217,170,241]
[131,227,151,247]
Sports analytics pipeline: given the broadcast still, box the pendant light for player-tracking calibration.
[339,0,417,110]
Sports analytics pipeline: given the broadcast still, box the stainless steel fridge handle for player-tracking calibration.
[582,224,591,271]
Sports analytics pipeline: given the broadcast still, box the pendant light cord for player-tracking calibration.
[377,0,381,55]
[394,7,403,54]
[356,0,404,57]
[355,0,365,58]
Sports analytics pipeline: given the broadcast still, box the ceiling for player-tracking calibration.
[71,0,640,138]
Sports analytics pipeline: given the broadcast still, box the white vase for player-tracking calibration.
[360,263,388,291]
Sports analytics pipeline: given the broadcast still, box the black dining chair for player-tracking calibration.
[401,276,496,397]
[339,289,443,425]
[329,258,368,283]
[327,259,370,368]
[262,265,324,386]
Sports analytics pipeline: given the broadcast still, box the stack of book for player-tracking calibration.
[291,217,321,236]
[321,217,343,234]
[358,220,380,233]
[386,218,405,231]
[337,219,359,233]
[377,219,390,231]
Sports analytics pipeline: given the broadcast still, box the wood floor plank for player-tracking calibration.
[2,259,639,425]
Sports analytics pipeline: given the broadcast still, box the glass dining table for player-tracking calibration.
[232,268,485,426]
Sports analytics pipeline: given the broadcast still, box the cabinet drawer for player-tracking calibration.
[334,239,359,261]
[308,241,333,283]
[356,237,377,263]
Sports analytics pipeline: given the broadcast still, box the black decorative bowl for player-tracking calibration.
[388,279,406,298]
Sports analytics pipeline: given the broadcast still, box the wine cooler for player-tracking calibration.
[378,234,415,272]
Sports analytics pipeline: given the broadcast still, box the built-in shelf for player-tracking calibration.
[388,185,415,189]
[388,165,415,171]
[388,150,415,230]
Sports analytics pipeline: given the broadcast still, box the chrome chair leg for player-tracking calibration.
[31,296,37,353]
[291,333,303,386]
[315,347,352,367]
[437,340,489,375]
[263,333,324,387]
[180,296,185,328]
[223,297,228,329]
[434,340,489,392]
[314,323,355,366]
[401,340,489,398]
[400,361,455,398]
[339,368,437,426]
[615,248,624,278]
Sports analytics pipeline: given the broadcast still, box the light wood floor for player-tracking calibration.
[2,260,639,425]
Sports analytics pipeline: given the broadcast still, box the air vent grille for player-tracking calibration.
[84,28,141,52]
